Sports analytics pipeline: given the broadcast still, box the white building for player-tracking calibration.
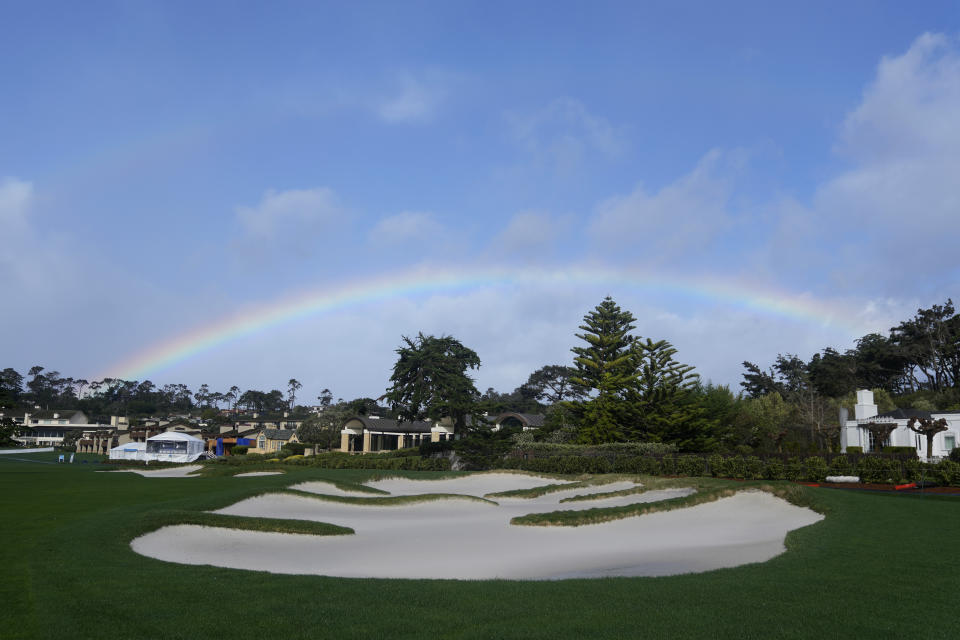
[840,389,960,459]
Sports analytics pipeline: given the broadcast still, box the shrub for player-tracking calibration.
[846,446,863,454]
[676,455,706,477]
[231,446,248,456]
[513,441,677,458]
[857,456,903,483]
[285,442,306,456]
[724,456,747,479]
[949,448,960,463]
[784,457,805,481]
[828,455,851,476]
[283,454,305,462]
[935,460,960,486]
[744,456,764,480]
[707,454,725,477]
[763,460,785,480]
[882,446,917,458]
[804,457,828,482]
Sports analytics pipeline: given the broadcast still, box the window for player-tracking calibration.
[945,434,956,451]
[867,429,889,453]
[258,437,265,450]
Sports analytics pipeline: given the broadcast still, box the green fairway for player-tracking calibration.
[2,453,959,639]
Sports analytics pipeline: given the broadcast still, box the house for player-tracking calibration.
[15,410,112,449]
[234,412,304,432]
[339,416,450,453]
[493,412,546,431]
[248,428,300,455]
[840,389,960,459]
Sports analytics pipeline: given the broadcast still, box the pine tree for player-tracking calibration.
[629,338,706,449]
[568,297,639,444]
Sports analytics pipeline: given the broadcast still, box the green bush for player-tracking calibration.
[285,442,306,455]
[763,460,785,480]
[804,457,828,482]
[846,446,863,454]
[784,457,806,481]
[676,455,706,477]
[949,448,960,463]
[514,441,677,458]
[744,456,764,480]
[290,453,451,471]
[828,455,851,475]
[882,446,917,458]
[935,460,960,486]
[231,446,248,455]
[724,456,747,479]
[857,456,903,483]
[707,454,725,478]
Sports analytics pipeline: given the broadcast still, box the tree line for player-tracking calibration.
[3,296,957,455]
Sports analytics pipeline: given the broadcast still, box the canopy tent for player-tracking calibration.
[109,441,146,461]
[145,432,205,463]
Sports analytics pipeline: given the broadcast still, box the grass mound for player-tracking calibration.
[284,489,498,506]
[141,510,354,536]
[485,475,631,499]
[513,479,819,526]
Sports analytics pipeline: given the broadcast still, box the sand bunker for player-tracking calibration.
[234,471,284,477]
[364,472,573,496]
[131,473,822,579]
[108,464,203,478]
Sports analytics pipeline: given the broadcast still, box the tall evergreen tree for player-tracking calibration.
[628,338,709,450]
[568,297,638,443]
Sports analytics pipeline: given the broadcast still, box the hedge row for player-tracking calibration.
[284,453,451,471]
[501,454,960,485]
[514,442,678,458]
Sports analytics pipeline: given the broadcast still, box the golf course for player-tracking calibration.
[3,451,959,639]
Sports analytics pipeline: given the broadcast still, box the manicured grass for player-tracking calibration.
[284,489,498,505]
[511,479,813,526]
[2,453,960,639]
[484,475,626,499]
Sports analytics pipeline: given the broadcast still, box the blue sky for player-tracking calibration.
[2,1,958,402]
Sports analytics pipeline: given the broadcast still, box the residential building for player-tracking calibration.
[840,389,960,459]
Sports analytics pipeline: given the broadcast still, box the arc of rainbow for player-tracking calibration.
[98,265,864,381]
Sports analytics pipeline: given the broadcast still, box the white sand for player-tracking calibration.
[131,473,822,580]
[234,471,285,477]
[364,472,575,496]
[110,464,203,478]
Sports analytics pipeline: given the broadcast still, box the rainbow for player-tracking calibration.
[98,265,869,381]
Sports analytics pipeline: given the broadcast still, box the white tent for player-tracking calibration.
[109,441,146,461]
[144,432,205,463]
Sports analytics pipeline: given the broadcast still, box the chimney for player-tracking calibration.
[854,389,878,420]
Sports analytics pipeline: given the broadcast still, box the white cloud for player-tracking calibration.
[839,32,960,162]
[0,177,33,230]
[811,33,960,291]
[377,73,446,123]
[490,210,569,261]
[235,187,346,240]
[368,211,444,244]
[507,98,625,171]
[588,149,735,259]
